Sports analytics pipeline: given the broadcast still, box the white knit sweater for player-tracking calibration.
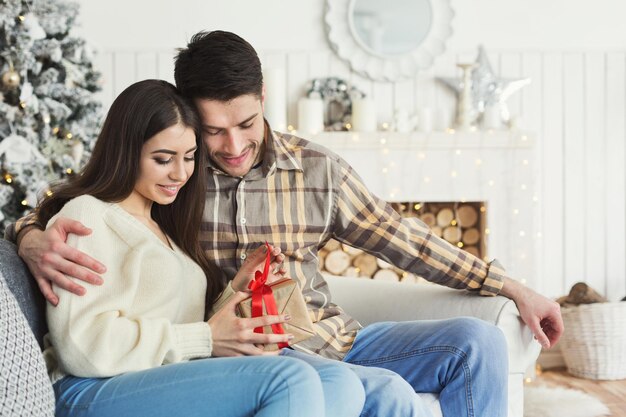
[44,195,232,381]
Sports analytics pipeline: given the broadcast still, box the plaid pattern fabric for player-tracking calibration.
[199,125,506,359]
[8,123,507,360]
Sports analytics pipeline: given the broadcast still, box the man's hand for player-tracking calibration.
[230,243,286,293]
[208,291,293,356]
[500,277,564,349]
[18,218,106,306]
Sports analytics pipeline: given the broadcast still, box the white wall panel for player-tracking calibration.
[605,53,626,301]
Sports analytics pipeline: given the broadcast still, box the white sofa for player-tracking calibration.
[325,275,541,417]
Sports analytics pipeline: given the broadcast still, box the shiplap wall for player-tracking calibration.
[92,48,626,301]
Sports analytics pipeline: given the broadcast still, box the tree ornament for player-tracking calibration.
[1,69,21,88]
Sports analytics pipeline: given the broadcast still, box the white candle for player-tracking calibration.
[351,98,377,132]
[297,97,324,136]
[482,103,503,130]
[417,107,433,133]
[262,68,287,132]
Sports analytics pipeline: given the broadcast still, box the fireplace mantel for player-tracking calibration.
[310,129,538,286]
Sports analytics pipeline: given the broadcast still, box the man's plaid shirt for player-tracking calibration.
[9,123,507,360]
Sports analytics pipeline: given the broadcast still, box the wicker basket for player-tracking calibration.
[559,302,626,380]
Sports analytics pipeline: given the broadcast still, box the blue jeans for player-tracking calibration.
[286,317,509,417]
[53,356,365,417]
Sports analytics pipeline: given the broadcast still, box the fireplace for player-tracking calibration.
[312,130,536,286]
[320,201,488,281]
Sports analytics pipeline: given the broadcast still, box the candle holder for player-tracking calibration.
[455,63,477,131]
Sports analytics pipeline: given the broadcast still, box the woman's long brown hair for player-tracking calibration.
[37,79,225,307]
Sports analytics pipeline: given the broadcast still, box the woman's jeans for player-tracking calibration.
[284,317,509,417]
[53,355,364,417]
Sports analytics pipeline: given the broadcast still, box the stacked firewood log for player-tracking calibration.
[318,202,486,281]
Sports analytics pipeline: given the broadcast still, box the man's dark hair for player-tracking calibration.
[174,30,263,101]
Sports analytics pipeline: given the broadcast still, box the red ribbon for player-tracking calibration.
[247,242,288,349]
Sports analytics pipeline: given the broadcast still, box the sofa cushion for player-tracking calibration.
[0,239,48,348]
[1,267,55,416]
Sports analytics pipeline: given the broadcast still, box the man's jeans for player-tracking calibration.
[284,317,509,417]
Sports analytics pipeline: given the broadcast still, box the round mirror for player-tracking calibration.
[350,0,432,57]
[325,0,453,81]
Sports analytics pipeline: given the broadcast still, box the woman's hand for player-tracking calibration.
[230,244,287,293]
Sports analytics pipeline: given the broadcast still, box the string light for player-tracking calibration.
[382,167,388,174]
[287,125,294,131]
[380,138,387,145]
[414,203,421,210]
[381,122,389,130]
[21,200,28,206]
[475,158,483,166]
[382,148,389,154]
[455,149,461,155]
[18,15,25,22]
[446,128,455,134]
[46,190,53,197]
[513,209,519,215]
[520,184,527,190]
[450,170,457,178]
[66,168,73,174]
[345,123,352,130]
[457,242,464,248]
[522,159,529,165]
[450,219,457,226]
[423,176,431,183]
[519,231,526,237]
[3,174,12,184]
[65,132,73,139]
[480,206,486,213]
[417,152,426,159]
[488,180,495,186]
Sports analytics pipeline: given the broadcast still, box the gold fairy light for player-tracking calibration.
[345,123,352,130]
[21,199,28,206]
[414,203,421,211]
[380,137,387,144]
[3,174,12,184]
[66,168,73,174]
[18,15,25,22]
[480,206,486,213]
[46,190,53,197]
[457,242,464,248]
[66,132,73,139]
[450,219,457,226]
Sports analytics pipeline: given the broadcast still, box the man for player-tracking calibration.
[11,31,562,416]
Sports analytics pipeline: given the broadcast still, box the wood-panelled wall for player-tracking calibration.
[92,48,626,300]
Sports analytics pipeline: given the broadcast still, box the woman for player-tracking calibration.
[38,80,364,417]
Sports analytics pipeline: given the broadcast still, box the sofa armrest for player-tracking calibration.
[324,275,541,374]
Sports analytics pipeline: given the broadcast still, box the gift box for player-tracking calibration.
[236,244,314,351]
[237,277,315,351]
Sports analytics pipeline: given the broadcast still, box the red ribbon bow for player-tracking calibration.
[247,243,288,349]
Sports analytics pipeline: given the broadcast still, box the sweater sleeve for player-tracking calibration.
[46,196,212,378]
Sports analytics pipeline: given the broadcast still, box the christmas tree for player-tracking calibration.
[0,0,102,234]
